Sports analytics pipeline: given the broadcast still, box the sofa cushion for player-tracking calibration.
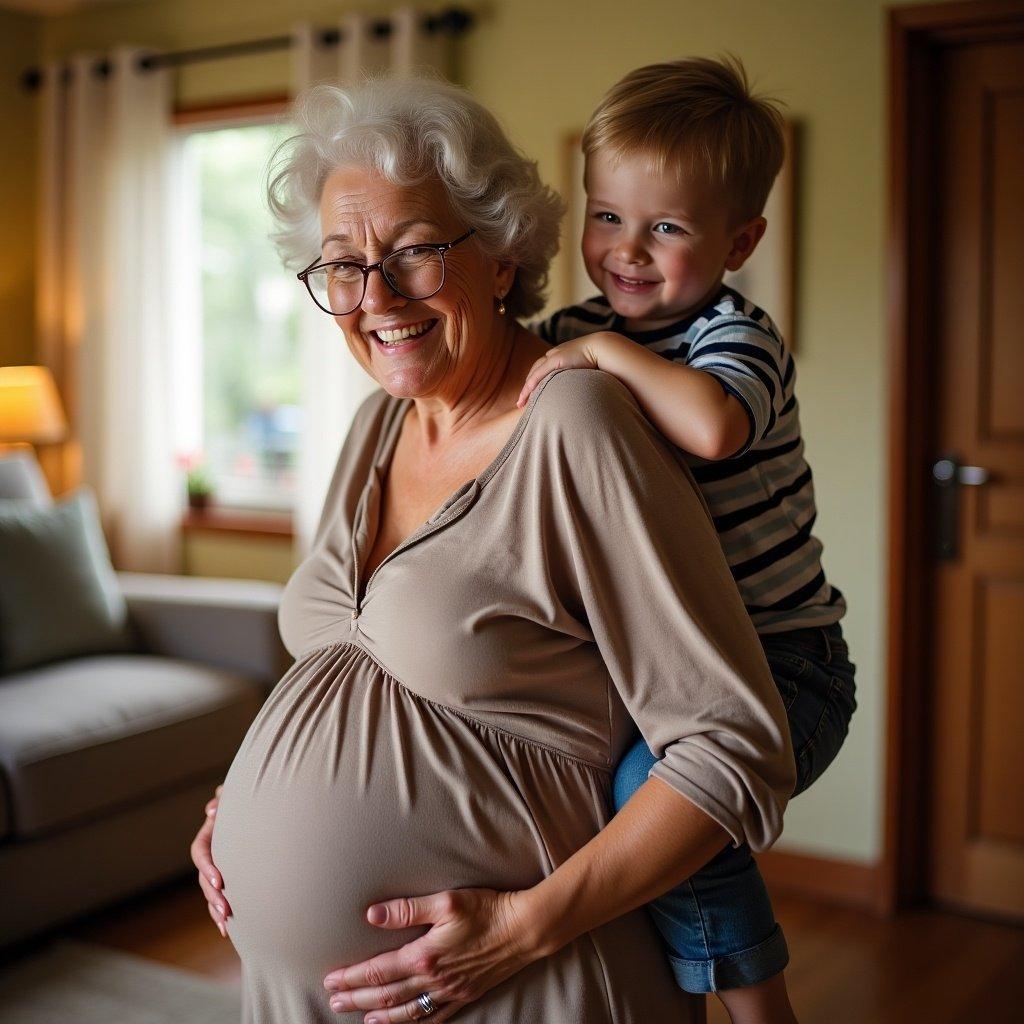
[0,654,265,839]
[0,450,53,505]
[0,489,135,673]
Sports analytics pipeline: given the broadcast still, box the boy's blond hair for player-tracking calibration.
[581,56,785,223]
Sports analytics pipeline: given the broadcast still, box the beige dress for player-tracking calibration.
[212,368,795,1023]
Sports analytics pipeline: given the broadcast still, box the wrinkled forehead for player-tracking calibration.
[318,165,459,249]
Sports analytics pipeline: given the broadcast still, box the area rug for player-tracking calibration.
[0,940,240,1024]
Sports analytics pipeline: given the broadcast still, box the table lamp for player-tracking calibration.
[0,365,68,447]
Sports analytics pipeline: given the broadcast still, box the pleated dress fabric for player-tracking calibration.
[212,368,795,1023]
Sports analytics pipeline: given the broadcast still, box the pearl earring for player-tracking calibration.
[497,295,507,316]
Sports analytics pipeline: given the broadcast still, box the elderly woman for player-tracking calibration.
[191,77,794,1023]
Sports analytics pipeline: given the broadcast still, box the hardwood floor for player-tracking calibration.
[62,877,1024,1023]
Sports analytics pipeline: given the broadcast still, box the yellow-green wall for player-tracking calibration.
[0,9,40,369]
[16,0,933,863]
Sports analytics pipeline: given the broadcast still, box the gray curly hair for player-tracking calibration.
[268,76,565,320]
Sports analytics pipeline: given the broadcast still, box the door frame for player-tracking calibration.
[881,0,1024,914]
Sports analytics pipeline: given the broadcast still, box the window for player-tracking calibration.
[175,118,302,512]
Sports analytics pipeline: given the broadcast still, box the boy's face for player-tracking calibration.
[582,150,764,330]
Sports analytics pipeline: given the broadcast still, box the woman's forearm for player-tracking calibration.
[324,779,732,1018]
[515,776,729,958]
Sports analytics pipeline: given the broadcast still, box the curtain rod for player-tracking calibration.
[21,6,473,92]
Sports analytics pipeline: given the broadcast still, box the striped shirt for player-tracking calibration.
[536,286,845,634]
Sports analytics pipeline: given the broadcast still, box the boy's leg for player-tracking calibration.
[611,626,855,1018]
[718,974,797,1024]
[612,739,790,995]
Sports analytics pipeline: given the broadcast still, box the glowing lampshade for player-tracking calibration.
[0,365,68,444]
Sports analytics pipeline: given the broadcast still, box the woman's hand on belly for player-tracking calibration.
[323,887,538,1022]
[190,785,232,938]
[324,779,729,1021]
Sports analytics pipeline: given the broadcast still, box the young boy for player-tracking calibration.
[519,57,857,1024]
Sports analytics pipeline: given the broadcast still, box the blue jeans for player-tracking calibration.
[613,622,857,993]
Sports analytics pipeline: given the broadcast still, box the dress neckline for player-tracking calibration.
[351,371,554,609]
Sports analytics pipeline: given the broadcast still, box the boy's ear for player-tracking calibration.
[724,216,767,273]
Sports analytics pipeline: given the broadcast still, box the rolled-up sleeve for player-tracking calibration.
[538,368,795,851]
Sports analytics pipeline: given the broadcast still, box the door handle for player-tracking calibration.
[931,455,991,560]
[932,458,990,487]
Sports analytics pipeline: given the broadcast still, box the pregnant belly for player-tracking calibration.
[211,650,571,976]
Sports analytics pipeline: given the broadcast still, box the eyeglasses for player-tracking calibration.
[297,229,476,316]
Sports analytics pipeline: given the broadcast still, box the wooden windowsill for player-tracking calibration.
[173,93,290,126]
[182,506,294,539]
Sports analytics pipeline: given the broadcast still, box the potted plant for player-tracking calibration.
[177,452,215,510]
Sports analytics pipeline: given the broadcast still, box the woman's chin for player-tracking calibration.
[370,346,448,398]
[375,364,443,399]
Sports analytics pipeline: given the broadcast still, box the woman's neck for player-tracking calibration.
[407,322,547,451]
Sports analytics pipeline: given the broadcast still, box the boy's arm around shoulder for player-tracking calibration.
[518,330,751,460]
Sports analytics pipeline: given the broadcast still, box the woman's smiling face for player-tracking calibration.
[318,166,512,401]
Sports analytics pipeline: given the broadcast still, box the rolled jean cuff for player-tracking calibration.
[665,923,790,994]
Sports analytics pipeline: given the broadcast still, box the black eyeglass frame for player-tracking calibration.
[297,228,477,315]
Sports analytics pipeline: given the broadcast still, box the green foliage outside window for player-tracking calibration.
[186,122,302,509]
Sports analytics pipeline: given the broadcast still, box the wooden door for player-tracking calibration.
[928,34,1024,920]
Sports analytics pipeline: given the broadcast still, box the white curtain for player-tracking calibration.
[37,49,181,572]
[290,9,454,557]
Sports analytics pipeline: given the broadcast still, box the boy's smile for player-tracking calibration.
[581,150,764,331]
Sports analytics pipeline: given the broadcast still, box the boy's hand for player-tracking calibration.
[517,333,624,408]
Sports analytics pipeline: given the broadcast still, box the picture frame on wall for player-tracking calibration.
[560,130,589,309]
[560,120,799,349]
[724,120,798,348]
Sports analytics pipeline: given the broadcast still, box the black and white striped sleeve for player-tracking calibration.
[686,316,787,455]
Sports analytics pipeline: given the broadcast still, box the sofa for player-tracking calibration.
[0,450,290,948]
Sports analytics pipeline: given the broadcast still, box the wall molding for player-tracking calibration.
[759,848,881,912]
